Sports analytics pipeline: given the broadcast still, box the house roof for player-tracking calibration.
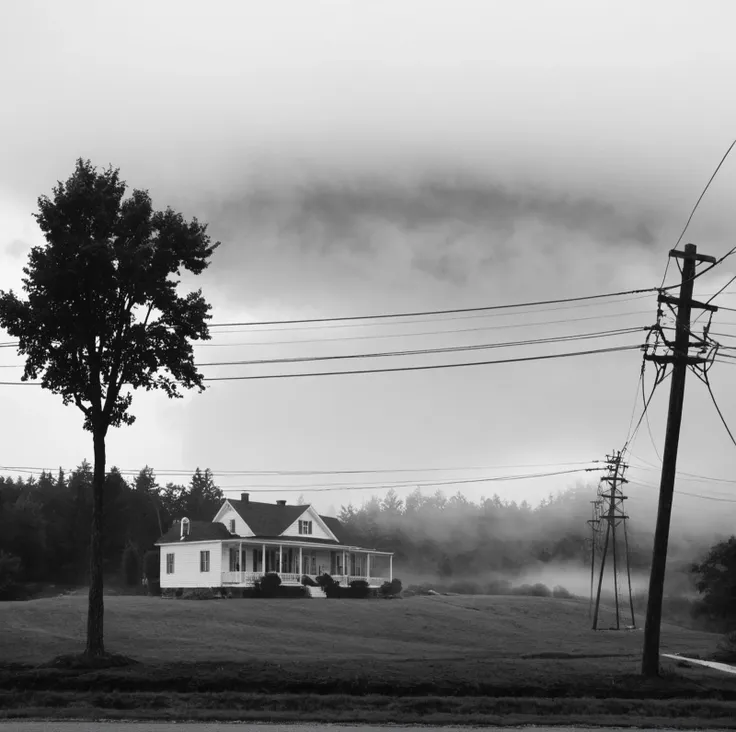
[228,498,308,537]
[156,520,232,545]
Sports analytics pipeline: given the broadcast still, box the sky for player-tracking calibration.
[2,0,736,524]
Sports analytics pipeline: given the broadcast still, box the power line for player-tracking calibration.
[660,138,736,289]
[206,288,660,328]
[0,459,599,479]
[629,478,736,504]
[189,307,654,348]
[194,327,646,369]
[200,344,644,382]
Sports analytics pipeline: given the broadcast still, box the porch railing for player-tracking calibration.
[220,572,392,588]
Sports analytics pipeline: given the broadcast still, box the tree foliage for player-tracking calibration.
[692,536,736,628]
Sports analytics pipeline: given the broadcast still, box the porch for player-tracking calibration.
[220,571,391,588]
[220,540,393,588]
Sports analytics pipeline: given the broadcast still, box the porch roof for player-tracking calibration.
[223,536,393,554]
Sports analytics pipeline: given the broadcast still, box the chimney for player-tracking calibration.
[276,499,287,507]
[240,493,249,504]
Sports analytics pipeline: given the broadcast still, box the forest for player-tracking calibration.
[2,464,726,600]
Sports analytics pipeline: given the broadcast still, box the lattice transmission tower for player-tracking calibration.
[589,450,636,630]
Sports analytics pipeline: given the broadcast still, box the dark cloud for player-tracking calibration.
[199,173,661,305]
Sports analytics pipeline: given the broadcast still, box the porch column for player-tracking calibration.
[279,544,283,573]
[366,553,370,581]
[239,541,243,581]
[342,550,346,581]
[262,543,266,573]
[389,555,393,582]
[299,546,303,576]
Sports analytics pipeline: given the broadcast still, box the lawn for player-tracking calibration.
[3,593,736,724]
[0,592,721,665]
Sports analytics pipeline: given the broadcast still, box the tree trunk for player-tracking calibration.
[85,428,106,657]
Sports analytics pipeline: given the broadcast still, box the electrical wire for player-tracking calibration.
[0,459,603,479]
[206,288,659,329]
[194,327,646,369]
[659,138,736,289]
[200,344,644,382]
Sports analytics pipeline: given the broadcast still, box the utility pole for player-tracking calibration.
[641,243,717,676]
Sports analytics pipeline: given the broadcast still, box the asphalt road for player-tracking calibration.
[0,725,724,732]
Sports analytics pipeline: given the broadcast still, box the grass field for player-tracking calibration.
[2,593,736,724]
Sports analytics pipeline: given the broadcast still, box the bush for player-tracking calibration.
[485,578,513,595]
[350,579,370,598]
[301,574,318,587]
[121,543,141,587]
[380,578,403,598]
[715,630,736,662]
[317,573,338,590]
[512,582,552,597]
[0,551,22,601]
[278,585,307,598]
[552,585,573,599]
[257,572,282,597]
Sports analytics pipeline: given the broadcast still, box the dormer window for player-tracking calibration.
[229,519,236,534]
[180,517,190,539]
[298,519,313,535]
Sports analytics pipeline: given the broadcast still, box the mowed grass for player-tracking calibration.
[0,593,722,669]
[4,594,736,723]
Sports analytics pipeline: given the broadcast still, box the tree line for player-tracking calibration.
[0,465,222,593]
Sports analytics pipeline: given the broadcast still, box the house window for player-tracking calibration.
[181,518,190,537]
[298,519,313,535]
[166,553,175,574]
[229,519,236,534]
[200,550,210,572]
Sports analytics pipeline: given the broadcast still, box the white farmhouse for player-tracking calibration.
[156,492,394,590]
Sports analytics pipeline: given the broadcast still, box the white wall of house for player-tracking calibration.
[281,506,335,541]
[159,541,223,588]
[212,503,255,537]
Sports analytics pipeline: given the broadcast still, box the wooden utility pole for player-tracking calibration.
[641,243,717,676]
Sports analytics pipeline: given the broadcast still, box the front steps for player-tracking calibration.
[307,586,327,598]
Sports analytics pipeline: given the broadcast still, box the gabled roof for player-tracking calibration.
[156,520,232,545]
[227,499,314,537]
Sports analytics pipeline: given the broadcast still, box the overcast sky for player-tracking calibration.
[2,0,736,525]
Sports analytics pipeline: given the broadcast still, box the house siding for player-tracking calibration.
[159,541,223,588]
[281,507,335,541]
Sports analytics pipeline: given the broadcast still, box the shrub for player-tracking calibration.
[0,551,22,601]
[257,572,282,597]
[301,574,318,587]
[380,578,403,597]
[121,542,141,587]
[715,630,736,662]
[317,573,337,590]
[552,585,573,599]
[485,578,513,595]
[350,579,370,598]
[278,585,307,598]
[512,583,552,597]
